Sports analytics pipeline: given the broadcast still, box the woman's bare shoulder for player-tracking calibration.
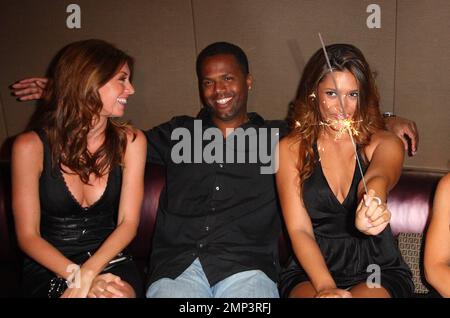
[123,126,147,159]
[280,133,301,152]
[436,173,450,198]
[13,131,43,154]
[370,129,403,147]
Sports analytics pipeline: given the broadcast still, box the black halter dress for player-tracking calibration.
[21,130,142,297]
[279,144,413,298]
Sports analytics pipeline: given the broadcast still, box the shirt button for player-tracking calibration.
[211,207,216,212]
[219,164,223,168]
[199,243,204,248]
[205,226,210,232]
[215,186,220,191]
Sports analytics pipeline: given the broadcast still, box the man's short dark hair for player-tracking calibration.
[196,42,249,78]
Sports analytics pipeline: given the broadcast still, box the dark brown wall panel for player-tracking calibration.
[0,0,447,170]
[396,0,450,171]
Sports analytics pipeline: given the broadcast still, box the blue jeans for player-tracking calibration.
[146,258,279,298]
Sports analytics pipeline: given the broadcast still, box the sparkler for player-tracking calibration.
[318,33,368,195]
[319,117,362,140]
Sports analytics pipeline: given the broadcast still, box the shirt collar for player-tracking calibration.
[197,107,266,129]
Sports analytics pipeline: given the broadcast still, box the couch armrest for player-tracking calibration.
[389,170,442,236]
[129,163,165,262]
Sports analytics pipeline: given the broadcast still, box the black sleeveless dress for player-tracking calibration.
[279,145,413,298]
[21,130,143,297]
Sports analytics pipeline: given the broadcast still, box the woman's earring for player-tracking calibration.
[309,92,316,99]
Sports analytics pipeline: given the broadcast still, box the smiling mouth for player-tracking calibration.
[117,98,128,105]
[216,97,232,106]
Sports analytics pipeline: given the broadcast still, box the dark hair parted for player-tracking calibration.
[196,42,249,78]
[41,39,135,183]
[290,43,385,185]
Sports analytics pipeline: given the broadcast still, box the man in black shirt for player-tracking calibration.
[145,42,285,297]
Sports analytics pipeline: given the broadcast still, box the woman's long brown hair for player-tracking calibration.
[40,39,135,183]
[288,44,385,185]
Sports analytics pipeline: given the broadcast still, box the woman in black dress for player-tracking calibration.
[11,39,147,298]
[277,44,413,298]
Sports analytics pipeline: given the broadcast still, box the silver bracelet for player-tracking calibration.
[382,111,396,118]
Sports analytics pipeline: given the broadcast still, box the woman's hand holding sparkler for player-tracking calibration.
[355,189,391,236]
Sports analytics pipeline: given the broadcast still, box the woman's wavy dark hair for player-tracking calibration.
[288,43,385,185]
[38,39,135,183]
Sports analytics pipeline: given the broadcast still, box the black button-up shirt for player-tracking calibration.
[145,111,289,286]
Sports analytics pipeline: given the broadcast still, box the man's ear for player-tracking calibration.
[246,74,254,90]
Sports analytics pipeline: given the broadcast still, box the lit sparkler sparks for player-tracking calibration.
[319,117,361,140]
[294,116,361,140]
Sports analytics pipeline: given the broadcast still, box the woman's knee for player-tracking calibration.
[289,281,316,298]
